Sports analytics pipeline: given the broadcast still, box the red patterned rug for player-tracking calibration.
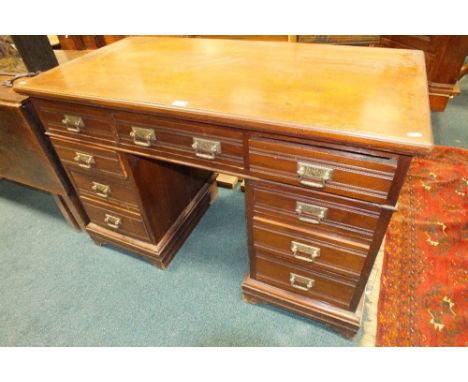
[376,146,468,346]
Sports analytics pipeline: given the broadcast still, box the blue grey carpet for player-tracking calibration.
[0,182,359,346]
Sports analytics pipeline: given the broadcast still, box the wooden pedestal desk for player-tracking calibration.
[15,37,433,337]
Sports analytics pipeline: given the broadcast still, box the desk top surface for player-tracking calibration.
[14,36,433,154]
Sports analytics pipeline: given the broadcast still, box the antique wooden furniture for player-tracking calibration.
[57,35,126,50]
[379,36,468,111]
[0,51,89,230]
[298,35,379,46]
[15,37,433,337]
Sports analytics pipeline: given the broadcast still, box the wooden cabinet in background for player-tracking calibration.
[0,74,87,230]
[0,50,91,230]
[379,36,468,111]
[57,35,126,50]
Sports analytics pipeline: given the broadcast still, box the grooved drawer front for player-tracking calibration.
[252,180,382,243]
[34,99,117,142]
[81,198,151,242]
[68,170,141,211]
[114,111,245,174]
[249,137,398,204]
[50,137,127,179]
[253,253,356,309]
[252,220,367,281]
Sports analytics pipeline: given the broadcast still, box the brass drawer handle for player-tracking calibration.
[130,126,156,147]
[73,152,95,169]
[297,162,334,188]
[291,241,320,263]
[62,114,84,133]
[91,181,111,198]
[104,214,121,229]
[290,273,315,292]
[295,201,328,224]
[192,137,221,160]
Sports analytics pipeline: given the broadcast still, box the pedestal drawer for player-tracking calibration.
[253,253,356,309]
[68,170,141,211]
[252,180,382,242]
[249,137,398,204]
[252,220,367,281]
[81,197,151,242]
[50,137,127,179]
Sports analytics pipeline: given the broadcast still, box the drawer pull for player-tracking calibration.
[62,114,84,133]
[192,137,221,160]
[91,182,111,198]
[291,241,321,263]
[130,126,156,147]
[295,201,328,224]
[297,162,334,188]
[73,152,95,169]
[104,214,121,229]
[289,273,315,292]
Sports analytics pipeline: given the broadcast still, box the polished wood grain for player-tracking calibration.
[68,169,141,211]
[252,180,382,241]
[114,110,245,174]
[50,136,128,179]
[252,220,367,280]
[249,136,399,205]
[14,36,432,155]
[81,196,151,242]
[34,98,117,143]
[253,252,356,310]
[242,273,364,338]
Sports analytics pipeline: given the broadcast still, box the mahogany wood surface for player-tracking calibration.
[15,36,432,155]
[14,37,433,337]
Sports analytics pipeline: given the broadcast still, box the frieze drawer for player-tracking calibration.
[114,111,245,174]
[33,99,117,142]
[249,136,399,204]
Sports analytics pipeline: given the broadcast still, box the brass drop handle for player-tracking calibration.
[130,126,156,147]
[295,201,328,224]
[91,182,111,198]
[73,152,95,169]
[297,162,334,188]
[62,114,84,133]
[192,137,221,160]
[290,273,315,292]
[291,241,320,263]
[104,214,121,229]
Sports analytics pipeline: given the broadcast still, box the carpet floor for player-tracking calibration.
[377,146,467,346]
[0,182,359,346]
